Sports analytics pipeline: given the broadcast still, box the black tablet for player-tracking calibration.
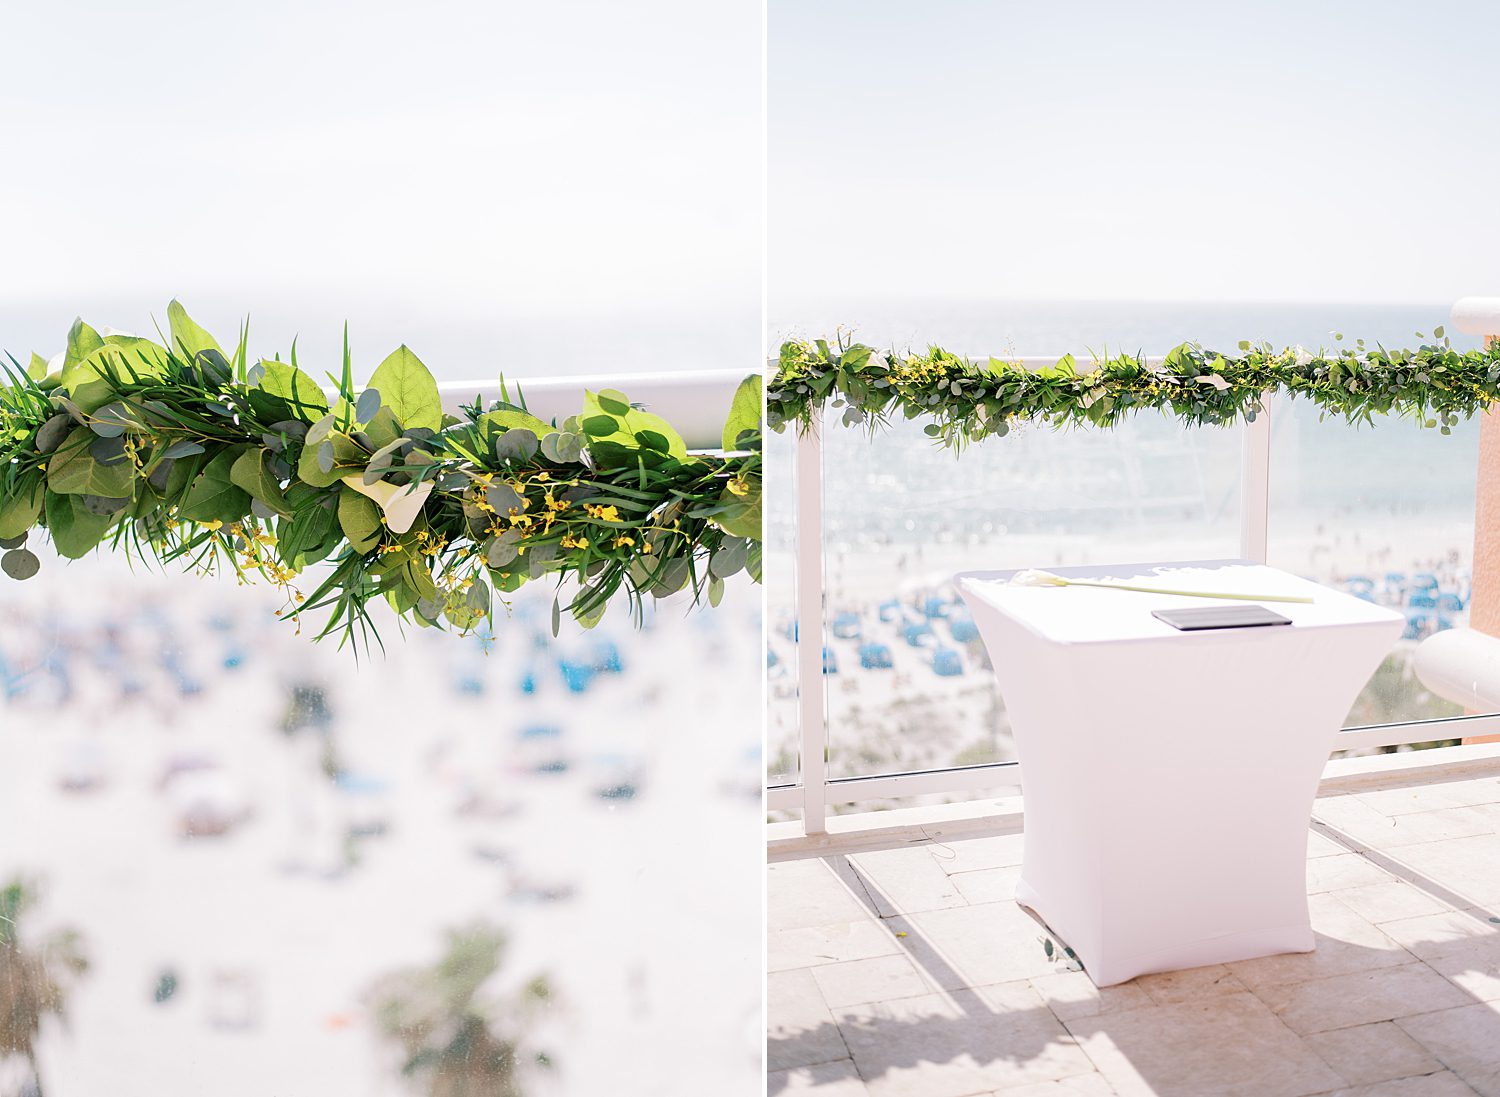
[1151,605,1293,631]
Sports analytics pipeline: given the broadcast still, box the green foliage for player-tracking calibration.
[251,359,330,422]
[167,298,222,360]
[337,485,382,553]
[768,332,1500,447]
[367,344,442,432]
[0,877,89,1092]
[366,923,551,1097]
[181,449,253,525]
[44,491,114,559]
[0,302,763,650]
[45,427,135,497]
[580,388,688,467]
[722,373,763,451]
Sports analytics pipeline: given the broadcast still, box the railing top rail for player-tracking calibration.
[327,368,746,451]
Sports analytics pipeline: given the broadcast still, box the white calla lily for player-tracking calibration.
[341,476,433,534]
[1008,569,1312,603]
[1010,568,1070,588]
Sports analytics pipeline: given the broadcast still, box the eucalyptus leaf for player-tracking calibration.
[493,428,539,464]
[89,434,129,466]
[355,387,382,422]
[161,440,206,459]
[484,483,524,515]
[486,528,523,568]
[79,494,131,516]
[89,402,135,437]
[465,577,491,614]
[34,414,72,454]
[709,538,749,579]
[195,349,232,386]
[1,549,40,580]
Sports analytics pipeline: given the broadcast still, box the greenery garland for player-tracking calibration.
[0,302,762,649]
[768,329,1500,446]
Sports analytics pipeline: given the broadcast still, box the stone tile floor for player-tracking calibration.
[768,766,1500,1097]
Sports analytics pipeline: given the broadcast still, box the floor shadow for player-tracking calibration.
[769,841,1500,1096]
[768,854,1086,1094]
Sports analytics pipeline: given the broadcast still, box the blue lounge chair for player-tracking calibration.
[932,648,963,677]
[922,596,950,619]
[948,613,979,643]
[831,612,861,640]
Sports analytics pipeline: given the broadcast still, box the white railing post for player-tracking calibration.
[1240,397,1272,563]
[795,419,828,834]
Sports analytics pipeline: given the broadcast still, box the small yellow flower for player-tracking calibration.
[561,533,589,550]
[612,534,635,549]
[585,503,621,522]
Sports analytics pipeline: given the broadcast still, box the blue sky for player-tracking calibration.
[771,1,1500,309]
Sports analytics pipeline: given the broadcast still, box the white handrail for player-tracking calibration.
[437,369,747,451]
[325,369,746,452]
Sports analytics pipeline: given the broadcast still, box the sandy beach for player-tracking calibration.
[0,557,760,1096]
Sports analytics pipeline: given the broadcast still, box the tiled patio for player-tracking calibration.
[768,761,1500,1097]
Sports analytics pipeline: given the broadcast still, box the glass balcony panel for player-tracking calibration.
[819,411,1243,801]
[1267,395,1485,737]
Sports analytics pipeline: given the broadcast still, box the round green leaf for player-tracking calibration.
[2,548,40,580]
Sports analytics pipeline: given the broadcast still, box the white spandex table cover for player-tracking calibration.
[956,560,1403,987]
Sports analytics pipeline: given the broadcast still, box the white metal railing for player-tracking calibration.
[433,370,745,452]
[768,313,1500,833]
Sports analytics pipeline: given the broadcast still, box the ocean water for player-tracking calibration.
[769,298,1476,360]
[1,295,759,383]
[769,298,1484,553]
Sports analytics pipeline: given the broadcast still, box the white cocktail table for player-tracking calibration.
[955,560,1402,987]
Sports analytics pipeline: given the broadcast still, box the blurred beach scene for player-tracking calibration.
[766,300,1484,809]
[0,555,760,1096]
